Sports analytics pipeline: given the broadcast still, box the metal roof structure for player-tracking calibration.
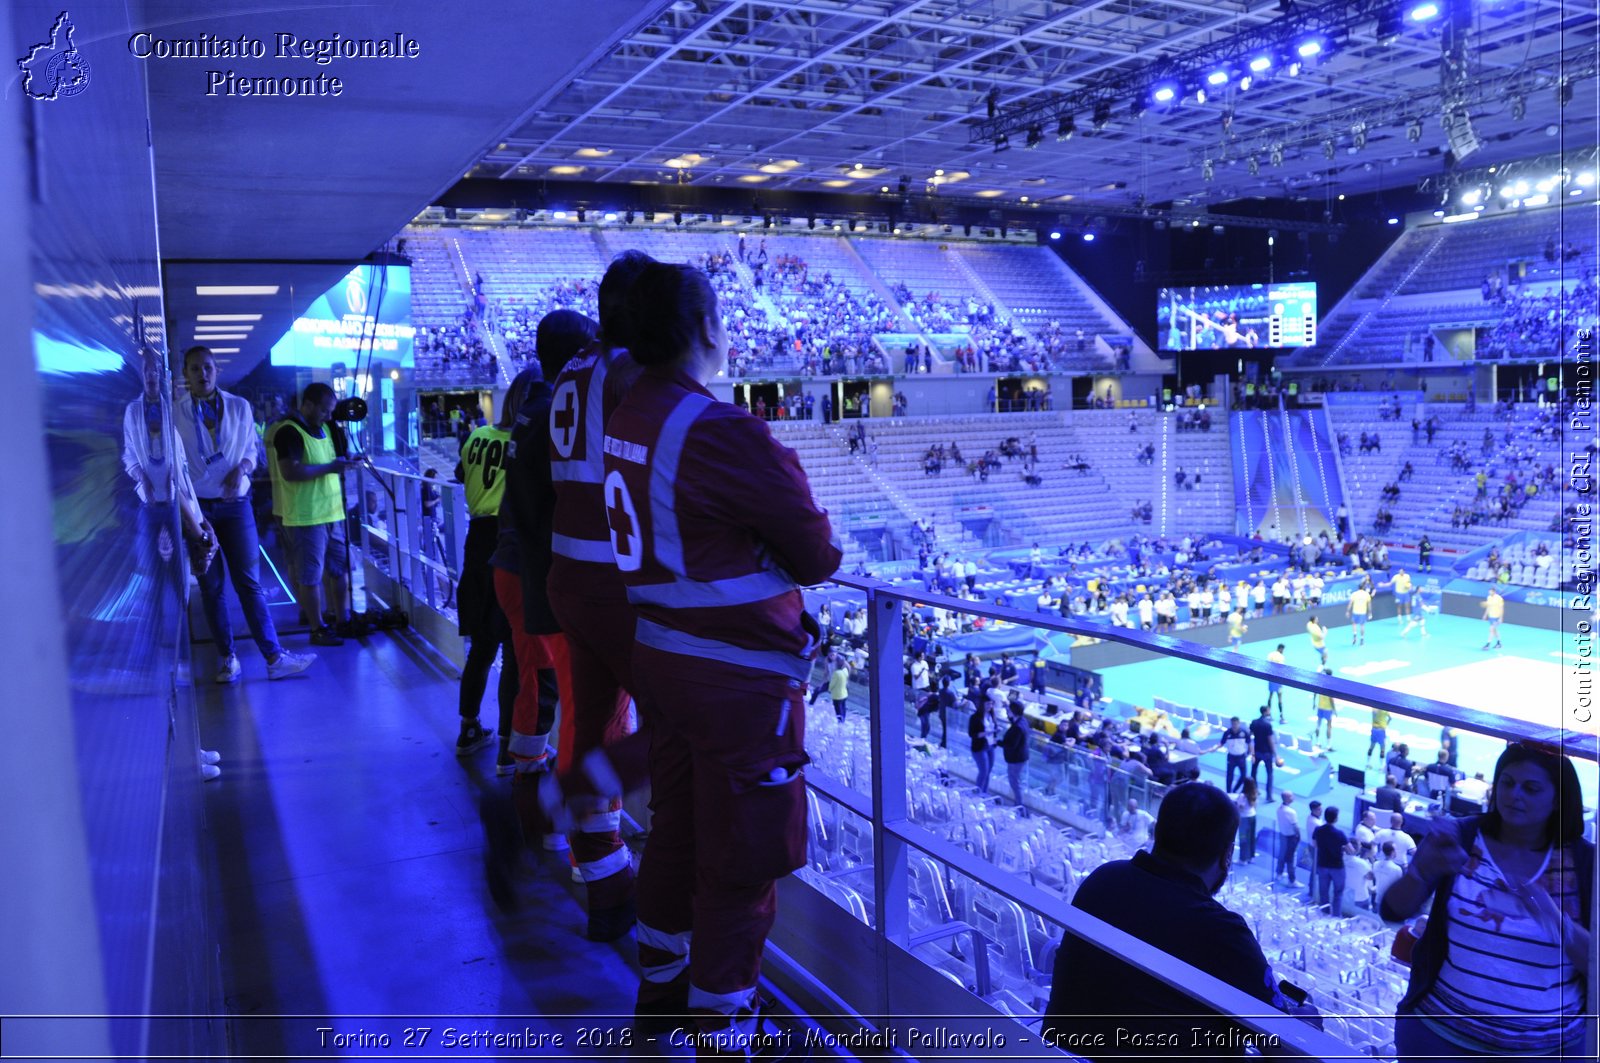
[472,0,1599,212]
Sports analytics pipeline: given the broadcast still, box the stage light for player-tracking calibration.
[1195,89,1208,105]
[1558,80,1573,106]
[1388,217,1399,224]
[1432,209,1445,217]
[1578,172,1596,187]
[1249,55,1272,73]
[1239,76,1253,91]
[576,208,586,222]
[1524,193,1549,207]
[1572,189,1586,197]
[553,210,567,219]
[1092,100,1112,129]
[994,133,1011,152]
[1296,40,1322,58]
[1406,119,1422,142]
[1202,158,1214,181]
[1082,233,1095,242]
[1248,155,1260,175]
[1288,61,1303,77]
[1408,2,1439,21]
[1512,95,1526,120]
[1025,124,1043,149]
[674,211,683,225]
[1206,69,1230,86]
[1322,138,1335,159]
[604,212,617,222]
[624,210,635,224]
[1049,230,1062,240]
[1375,9,1403,42]
[1460,188,1482,206]
[1152,82,1180,104]
[1056,115,1076,140]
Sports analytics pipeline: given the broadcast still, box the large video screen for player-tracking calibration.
[271,264,415,369]
[1157,281,1317,351]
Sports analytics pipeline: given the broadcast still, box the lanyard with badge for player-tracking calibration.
[194,395,226,469]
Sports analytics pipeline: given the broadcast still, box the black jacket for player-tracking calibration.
[489,383,559,634]
[1045,849,1291,1058]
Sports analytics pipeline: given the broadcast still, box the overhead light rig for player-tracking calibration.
[1188,42,1598,172]
[969,0,1396,146]
[1416,146,1600,201]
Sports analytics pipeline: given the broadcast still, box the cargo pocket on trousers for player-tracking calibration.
[721,752,811,886]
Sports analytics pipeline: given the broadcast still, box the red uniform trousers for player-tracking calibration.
[547,576,649,907]
[492,568,570,772]
[631,646,809,1019]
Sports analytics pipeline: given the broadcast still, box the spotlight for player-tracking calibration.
[808,217,816,229]
[1130,98,1146,119]
[1408,2,1439,21]
[604,211,618,221]
[986,87,999,119]
[1249,55,1272,73]
[1202,158,1215,181]
[1239,76,1253,92]
[1083,232,1096,242]
[1387,217,1399,224]
[1206,70,1230,87]
[1195,89,1207,105]
[1296,40,1322,58]
[1056,115,1076,140]
[1049,230,1062,240]
[553,210,568,220]
[1578,172,1596,187]
[1558,80,1573,106]
[1352,122,1368,150]
[763,214,773,228]
[1025,124,1043,149]
[1375,9,1403,42]
[1152,82,1180,104]
[577,208,587,222]
[624,210,635,224]
[1460,188,1482,206]
[1248,155,1260,175]
[1512,95,1526,120]
[1288,61,1303,77]
[1092,100,1113,129]
[994,132,1011,152]
[1269,143,1284,166]
[849,220,858,231]
[1322,138,1335,159]
[1406,119,1423,142]
[898,174,911,196]
[674,211,683,225]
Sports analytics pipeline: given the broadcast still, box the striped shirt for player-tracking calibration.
[1418,839,1583,1052]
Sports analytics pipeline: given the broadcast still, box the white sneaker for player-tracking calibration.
[267,650,316,680]
[214,655,242,684]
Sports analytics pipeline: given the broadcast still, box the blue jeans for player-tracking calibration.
[1274,836,1298,882]
[1316,867,1345,912]
[971,746,995,793]
[1007,760,1026,809]
[197,498,284,660]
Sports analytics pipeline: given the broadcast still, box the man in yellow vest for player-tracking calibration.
[268,383,363,646]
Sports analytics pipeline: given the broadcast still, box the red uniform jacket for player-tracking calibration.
[548,343,632,603]
[601,366,841,688]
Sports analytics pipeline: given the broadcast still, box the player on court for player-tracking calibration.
[1227,608,1248,651]
[1346,582,1371,646]
[1265,643,1286,722]
[1481,586,1505,650]
[1366,707,1391,765]
[1306,614,1329,667]
[1401,579,1439,637]
[1311,669,1337,752]
[1389,569,1412,631]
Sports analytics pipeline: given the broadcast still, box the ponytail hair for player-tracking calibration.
[627,262,719,368]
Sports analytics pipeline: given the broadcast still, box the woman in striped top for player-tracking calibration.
[1381,743,1593,1060]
